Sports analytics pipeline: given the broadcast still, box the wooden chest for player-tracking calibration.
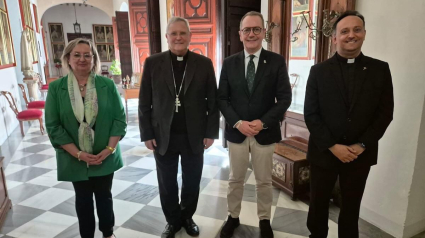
[272,137,310,200]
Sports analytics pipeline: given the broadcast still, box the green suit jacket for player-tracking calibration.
[45,75,127,182]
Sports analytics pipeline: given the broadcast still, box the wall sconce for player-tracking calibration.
[290,73,299,90]
[291,9,340,42]
[264,21,279,43]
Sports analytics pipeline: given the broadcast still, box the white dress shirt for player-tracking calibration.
[244,48,262,77]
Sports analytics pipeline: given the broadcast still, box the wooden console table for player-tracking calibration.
[117,86,140,122]
[0,157,12,227]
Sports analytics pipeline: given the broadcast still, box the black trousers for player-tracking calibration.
[307,164,370,238]
[154,134,204,227]
[72,173,115,238]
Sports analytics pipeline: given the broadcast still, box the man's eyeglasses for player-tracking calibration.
[72,53,94,60]
[241,27,263,35]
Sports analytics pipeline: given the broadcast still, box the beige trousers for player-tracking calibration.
[227,137,275,220]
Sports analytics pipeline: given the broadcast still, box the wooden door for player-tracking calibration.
[173,0,218,69]
[223,0,261,57]
[112,17,120,62]
[146,0,161,55]
[116,11,133,79]
[129,0,150,74]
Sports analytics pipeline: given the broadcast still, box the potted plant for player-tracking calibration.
[109,60,122,84]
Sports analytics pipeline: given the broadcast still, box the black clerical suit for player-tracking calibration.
[304,53,394,238]
[139,50,219,226]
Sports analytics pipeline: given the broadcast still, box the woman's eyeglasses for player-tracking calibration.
[72,53,94,60]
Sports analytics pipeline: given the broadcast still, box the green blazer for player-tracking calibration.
[45,75,127,182]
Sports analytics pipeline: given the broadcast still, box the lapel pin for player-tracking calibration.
[363,67,367,70]
[264,60,267,64]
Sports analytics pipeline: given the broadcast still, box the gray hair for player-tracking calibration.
[166,16,191,33]
[240,11,265,29]
[61,38,101,74]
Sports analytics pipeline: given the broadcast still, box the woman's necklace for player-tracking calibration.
[78,83,87,92]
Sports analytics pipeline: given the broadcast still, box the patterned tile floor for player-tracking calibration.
[0,100,423,238]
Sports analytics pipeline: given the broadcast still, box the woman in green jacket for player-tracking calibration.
[45,38,126,238]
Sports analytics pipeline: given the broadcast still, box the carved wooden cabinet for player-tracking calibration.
[272,137,310,200]
[0,157,12,227]
[272,112,311,200]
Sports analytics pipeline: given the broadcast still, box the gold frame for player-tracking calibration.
[20,0,38,62]
[48,23,64,43]
[93,24,114,44]
[0,1,15,67]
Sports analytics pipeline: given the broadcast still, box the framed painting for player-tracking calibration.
[67,33,92,42]
[93,24,113,43]
[96,44,110,62]
[51,43,65,61]
[48,23,64,43]
[166,0,175,21]
[290,14,310,59]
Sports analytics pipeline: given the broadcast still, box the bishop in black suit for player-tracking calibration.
[138,17,219,238]
[304,11,394,238]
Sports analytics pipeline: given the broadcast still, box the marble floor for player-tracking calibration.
[0,100,423,238]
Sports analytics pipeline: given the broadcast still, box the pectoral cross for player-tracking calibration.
[175,97,181,113]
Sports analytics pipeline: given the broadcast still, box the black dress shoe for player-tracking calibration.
[220,215,240,238]
[182,218,200,236]
[259,219,274,238]
[161,224,181,238]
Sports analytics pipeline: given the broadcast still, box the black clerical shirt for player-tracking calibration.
[336,52,364,106]
[170,51,188,135]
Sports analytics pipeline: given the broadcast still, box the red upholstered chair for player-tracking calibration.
[35,73,49,92]
[18,84,45,110]
[0,91,45,136]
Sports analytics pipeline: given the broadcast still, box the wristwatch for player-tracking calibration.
[262,122,268,129]
[358,142,366,148]
[106,146,116,154]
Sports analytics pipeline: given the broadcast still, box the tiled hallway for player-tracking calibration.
[0,100,416,238]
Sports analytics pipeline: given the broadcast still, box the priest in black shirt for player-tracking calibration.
[304,11,394,238]
[138,17,219,238]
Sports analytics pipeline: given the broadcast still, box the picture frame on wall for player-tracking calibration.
[67,33,92,43]
[290,14,310,59]
[166,0,175,21]
[52,43,65,61]
[93,24,114,62]
[96,44,109,62]
[93,24,113,43]
[49,23,64,43]
[108,45,115,61]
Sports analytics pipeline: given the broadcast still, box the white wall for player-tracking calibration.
[1,0,45,145]
[160,0,168,52]
[112,0,128,14]
[38,0,114,21]
[41,4,113,77]
[357,0,425,237]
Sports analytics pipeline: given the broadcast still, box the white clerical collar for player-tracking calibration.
[347,58,355,64]
[244,48,262,59]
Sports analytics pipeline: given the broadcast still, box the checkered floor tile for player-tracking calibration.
[0,100,399,238]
